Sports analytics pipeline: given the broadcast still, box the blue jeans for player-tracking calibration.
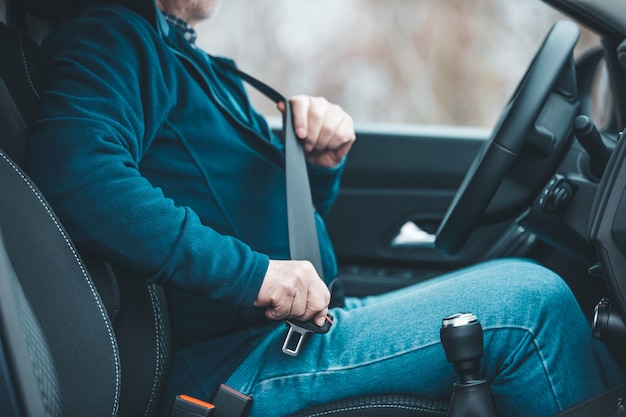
[226,259,625,417]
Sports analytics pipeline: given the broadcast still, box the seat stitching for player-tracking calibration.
[299,404,447,417]
[0,152,121,416]
[18,33,41,100]
[144,284,162,417]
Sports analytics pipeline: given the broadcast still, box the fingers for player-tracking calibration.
[290,95,345,148]
[287,96,311,141]
[254,259,331,324]
[312,305,329,327]
[289,96,356,168]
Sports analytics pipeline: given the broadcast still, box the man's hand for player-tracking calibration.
[254,259,330,327]
[278,96,356,169]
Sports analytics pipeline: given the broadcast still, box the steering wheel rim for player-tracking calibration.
[435,21,580,256]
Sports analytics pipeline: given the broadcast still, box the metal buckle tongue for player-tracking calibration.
[282,315,333,356]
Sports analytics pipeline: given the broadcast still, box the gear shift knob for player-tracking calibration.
[440,313,498,417]
[440,313,484,383]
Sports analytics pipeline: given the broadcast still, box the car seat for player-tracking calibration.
[0,0,449,416]
[0,3,171,416]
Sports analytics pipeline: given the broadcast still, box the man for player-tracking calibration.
[28,0,624,416]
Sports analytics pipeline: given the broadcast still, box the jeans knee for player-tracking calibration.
[477,259,579,322]
[491,258,568,292]
[515,261,574,304]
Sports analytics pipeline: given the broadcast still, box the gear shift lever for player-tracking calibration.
[440,313,483,383]
[440,313,498,417]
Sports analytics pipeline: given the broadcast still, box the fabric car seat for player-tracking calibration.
[0,1,449,416]
[0,5,171,416]
[0,137,171,417]
[0,228,63,417]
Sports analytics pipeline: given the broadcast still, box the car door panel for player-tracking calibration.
[326,124,536,295]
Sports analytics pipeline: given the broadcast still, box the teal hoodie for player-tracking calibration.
[28,0,342,400]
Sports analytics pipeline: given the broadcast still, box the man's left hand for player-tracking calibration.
[278,96,356,169]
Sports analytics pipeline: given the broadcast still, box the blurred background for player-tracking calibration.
[196,0,600,128]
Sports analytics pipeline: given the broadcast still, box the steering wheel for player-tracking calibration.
[435,21,580,256]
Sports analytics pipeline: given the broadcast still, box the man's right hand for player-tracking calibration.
[254,259,330,327]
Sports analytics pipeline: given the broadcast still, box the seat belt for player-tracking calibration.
[218,61,337,349]
[213,62,335,397]
[214,59,324,278]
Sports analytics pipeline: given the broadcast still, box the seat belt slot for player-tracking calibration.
[170,394,215,416]
[211,384,252,417]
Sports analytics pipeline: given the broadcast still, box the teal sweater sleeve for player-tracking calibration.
[27,6,271,308]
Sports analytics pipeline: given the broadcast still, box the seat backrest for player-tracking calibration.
[0,152,121,417]
[0,229,62,417]
[0,2,171,416]
[0,145,171,417]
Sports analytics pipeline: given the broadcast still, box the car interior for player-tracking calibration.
[1,0,626,416]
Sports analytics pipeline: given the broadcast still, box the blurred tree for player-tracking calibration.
[196,0,598,127]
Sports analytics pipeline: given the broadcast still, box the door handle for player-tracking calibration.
[390,221,436,248]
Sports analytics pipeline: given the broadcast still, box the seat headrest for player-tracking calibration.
[23,0,79,22]
[23,0,159,26]
[0,23,40,167]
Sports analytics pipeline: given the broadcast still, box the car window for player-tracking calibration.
[197,0,600,128]
[589,59,615,132]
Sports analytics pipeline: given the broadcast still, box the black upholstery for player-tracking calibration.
[0,11,171,417]
[24,0,158,25]
[114,268,171,417]
[0,231,62,417]
[0,151,121,416]
[0,145,172,416]
[0,23,39,167]
[0,24,124,416]
[287,394,448,417]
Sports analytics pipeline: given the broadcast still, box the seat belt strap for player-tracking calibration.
[214,59,324,279]
[216,61,328,391]
[283,101,324,278]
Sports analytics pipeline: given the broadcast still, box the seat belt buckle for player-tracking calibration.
[170,394,215,417]
[282,315,333,356]
[211,384,253,417]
